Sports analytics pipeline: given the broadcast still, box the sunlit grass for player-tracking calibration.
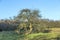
[50,28,60,34]
[26,32,58,40]
[0,28,60,40]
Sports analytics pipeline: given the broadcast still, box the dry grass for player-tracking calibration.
[50,28,60,34]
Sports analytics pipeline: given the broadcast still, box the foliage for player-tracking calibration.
[15,9,42,34]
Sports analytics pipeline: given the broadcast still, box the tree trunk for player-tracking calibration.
[25,23,32,35]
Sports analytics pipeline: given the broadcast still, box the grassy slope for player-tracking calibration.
[0,28,60,40]
[0,32,58,40]
[51,28,60,33]
[26,28,60,40]
[26,33,58,40]
[0,31,21,40]
[0,31,26,40]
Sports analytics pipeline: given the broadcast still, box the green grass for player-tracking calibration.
[0,29,60,40]
[26,33,58,40]
[0,31,28,40]
[0,31,24,40]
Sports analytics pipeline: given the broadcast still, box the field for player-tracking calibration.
[0,31,17,40]
[51,28,60,33]
[0,28,60,40]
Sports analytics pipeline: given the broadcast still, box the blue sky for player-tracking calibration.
[0,0,60,20]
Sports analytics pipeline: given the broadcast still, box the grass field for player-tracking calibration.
[50,28,60,34]
[0,31,22,40]
[0,28,60,40]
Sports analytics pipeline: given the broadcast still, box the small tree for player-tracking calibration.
[15,9,42,34]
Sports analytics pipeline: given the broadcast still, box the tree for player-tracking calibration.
[15,9,41,34]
